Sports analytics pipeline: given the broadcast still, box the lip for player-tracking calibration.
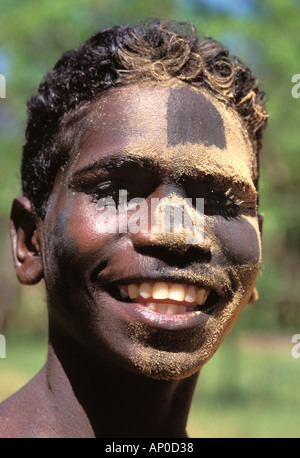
[102,275,224,331]
[115,298,214,330]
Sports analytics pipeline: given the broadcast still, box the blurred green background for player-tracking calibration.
[0,0,299,438]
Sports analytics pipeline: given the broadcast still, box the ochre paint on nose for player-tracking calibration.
[162,183,186,199]
[130,183,211,257]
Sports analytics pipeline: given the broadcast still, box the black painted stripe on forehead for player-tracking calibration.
[167,88,226,149]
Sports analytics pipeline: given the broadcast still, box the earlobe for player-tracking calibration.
[258,212,264,235]
[248,287,259,304]
[10,196,44,285]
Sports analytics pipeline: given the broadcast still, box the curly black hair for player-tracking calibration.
[21,20,268,218]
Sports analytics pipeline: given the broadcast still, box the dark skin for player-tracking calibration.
[0,82,263,438]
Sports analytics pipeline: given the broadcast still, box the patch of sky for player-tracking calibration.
[0,49,11,77]
[219,31,267,80]
[175,0,258,17]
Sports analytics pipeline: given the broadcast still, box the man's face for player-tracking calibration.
[41,82,261,380]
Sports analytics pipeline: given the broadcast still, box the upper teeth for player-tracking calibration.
[118,282,210,315]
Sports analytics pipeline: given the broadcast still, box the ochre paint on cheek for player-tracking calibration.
[209,215,261,267]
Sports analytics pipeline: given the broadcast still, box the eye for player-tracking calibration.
[92,182,134,207]
[204,190,242,218]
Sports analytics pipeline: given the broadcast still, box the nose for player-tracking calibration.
[129,183,212,258]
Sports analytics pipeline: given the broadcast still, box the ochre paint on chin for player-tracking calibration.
[122,224,261,381]
[123,261,260,381]
[123,292,247,381]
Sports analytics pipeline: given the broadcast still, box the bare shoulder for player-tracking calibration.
[0,388,28,438]
[0,368,53,438]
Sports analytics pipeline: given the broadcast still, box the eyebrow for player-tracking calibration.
[68,153,162,187]
[180,165,257,195]
[68,151,258,201]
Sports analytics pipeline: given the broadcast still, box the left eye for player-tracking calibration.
[204,191,241,217]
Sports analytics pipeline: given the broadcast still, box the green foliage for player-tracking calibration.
[188,327,299,438]
[0,0,299,331]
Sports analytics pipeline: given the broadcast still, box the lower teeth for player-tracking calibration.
[146,303,196,315]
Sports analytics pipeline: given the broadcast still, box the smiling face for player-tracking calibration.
[41,81,261,380]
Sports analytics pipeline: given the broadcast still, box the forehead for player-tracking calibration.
[71,82,256,186]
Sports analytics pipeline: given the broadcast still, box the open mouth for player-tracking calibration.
[116,282,211,315]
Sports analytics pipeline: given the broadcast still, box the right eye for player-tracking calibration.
[93,182,118,203]
[93,183,135,208]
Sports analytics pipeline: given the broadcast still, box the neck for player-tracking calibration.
[42,329,199,438]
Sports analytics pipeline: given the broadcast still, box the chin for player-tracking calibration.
[131,353,202,381]
[123,342,216,381]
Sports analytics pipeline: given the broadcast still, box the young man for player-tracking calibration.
[0,20,267,437]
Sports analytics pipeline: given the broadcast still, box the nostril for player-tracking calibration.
[133,235,212,267]
[185,244,211,263]
[188,237,211,253]
[131,217,212,257]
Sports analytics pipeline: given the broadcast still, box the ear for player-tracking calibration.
[248,212,264,304]
[258,212,264,236]
[10,196,44,285]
